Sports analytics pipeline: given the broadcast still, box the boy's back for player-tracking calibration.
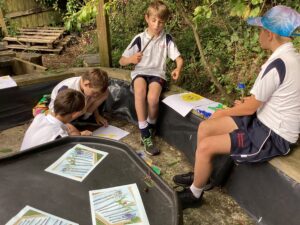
[20,113,68,151]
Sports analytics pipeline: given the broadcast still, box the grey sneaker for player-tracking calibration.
[142,136,160,156]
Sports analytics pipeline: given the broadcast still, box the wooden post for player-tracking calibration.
[96,0,112,67]
[0,8,8,36]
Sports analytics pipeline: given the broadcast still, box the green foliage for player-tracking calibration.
[64,0,98,31]
[52,0,300,102]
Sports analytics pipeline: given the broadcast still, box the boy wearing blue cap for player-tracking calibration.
[173,5,300,209]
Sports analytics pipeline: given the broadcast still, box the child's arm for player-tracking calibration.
[171,56,184,80]
[119,52,143,66]
[94,109,108,127]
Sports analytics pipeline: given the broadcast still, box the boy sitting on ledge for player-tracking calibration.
[173,5,300,209]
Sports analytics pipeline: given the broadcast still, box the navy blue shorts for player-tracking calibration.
[230,115,291,163]
[131,75,166,93]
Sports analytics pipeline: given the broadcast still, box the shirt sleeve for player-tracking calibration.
[250,68,280,102]
[122,35,140,58]
[167,39,181,61]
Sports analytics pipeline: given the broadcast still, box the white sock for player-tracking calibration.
[83,112,92,120]
[190,184,203,198]
[147,117,157,125]
[138,120,148,129]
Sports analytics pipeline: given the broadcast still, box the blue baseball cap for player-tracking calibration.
[247,5,300,37]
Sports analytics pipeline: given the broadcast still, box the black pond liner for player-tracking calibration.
[0,136,182,225]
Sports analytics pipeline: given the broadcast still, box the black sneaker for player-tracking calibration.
[142,136,160,156]
[173,172,194,187]
[177,188,203,209]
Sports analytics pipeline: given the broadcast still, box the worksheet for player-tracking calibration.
[5,205,78,225]
[45,144,108,182]
[89,184,149,225]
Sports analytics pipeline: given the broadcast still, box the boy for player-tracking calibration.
[119,0,184,155]
[21,89,92,151]
[173,5,300,209]
[49,68,109,129]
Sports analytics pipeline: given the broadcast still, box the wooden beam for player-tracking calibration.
[0,8,8,36]
[96,0,112,67]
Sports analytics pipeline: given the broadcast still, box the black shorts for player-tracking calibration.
[230,115,291,163]
[131,75,167,93]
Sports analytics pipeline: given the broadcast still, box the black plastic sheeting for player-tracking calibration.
[0,79,61,131]
[0,137,182,225]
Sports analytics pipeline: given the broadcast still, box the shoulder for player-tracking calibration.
[262,58,286,85]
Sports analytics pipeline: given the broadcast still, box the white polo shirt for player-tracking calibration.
[20,114,69,151]
[250,42,300,143]
[49,76,82,111]
[122,29,181,80]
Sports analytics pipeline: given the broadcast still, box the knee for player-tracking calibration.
[147,92,159,107]
[134,87,146,100]
[197,120,209,139]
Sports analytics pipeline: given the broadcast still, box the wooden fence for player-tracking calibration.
[0,0,61,35]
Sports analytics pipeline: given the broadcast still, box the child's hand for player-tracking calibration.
[171,68,181,80]
[80,130,92,136]
[131,52,143,64]
[95,114,109,127]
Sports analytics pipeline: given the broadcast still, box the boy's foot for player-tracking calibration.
[142,136,160,156]
[173,172,194,187]
[140,128,156,145]
[177,188,203,209]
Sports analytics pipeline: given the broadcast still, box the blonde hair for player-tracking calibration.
[146,0,170,21]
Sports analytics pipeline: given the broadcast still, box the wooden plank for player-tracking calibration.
[3,36,54,44]
[13,57,47,70]
[6,44,63,53]
[19,27,65,33]
[14,35,58,41]
[18,31,62,36]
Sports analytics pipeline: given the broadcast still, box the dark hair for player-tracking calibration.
[81,68,109,93]
[54,89,85,116]
[146,0,170,21]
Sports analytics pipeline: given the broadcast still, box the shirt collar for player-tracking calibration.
[144,29,165,40]
[267,42,294,62]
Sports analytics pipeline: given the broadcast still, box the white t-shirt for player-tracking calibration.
[122,29,181,80]
[49,76,82,111]
[20,114,69,151]
[250,42,300,143]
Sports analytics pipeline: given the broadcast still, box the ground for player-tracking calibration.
[0,30,255,224]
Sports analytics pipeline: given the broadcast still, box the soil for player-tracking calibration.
[0,30,255,224]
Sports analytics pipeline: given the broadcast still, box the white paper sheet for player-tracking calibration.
[162,93,194,117]
[163,92,225,118]
[89,184,150,225]
[5,205,78,225]
[0,75,17,89]
[45,144,108,182]
[93,125,129,140]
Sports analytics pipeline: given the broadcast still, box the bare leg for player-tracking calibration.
[147,82,162,121]
[194,116,238,188]
[134,78,148,122]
